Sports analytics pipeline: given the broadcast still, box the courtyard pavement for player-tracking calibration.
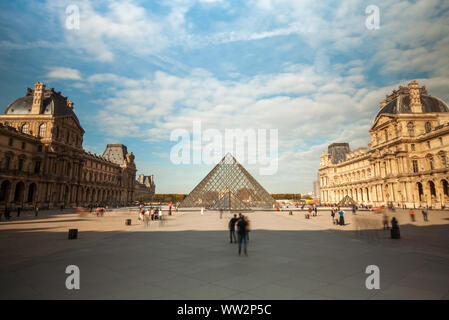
[1,208,449,299]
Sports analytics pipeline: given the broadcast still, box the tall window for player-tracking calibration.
[385,130,389,142]
[18,158,24,171]
[66,132,70,143]
[34,161,41,174]
[4,156,11,170]
[38,123,46,138]
[395,125,399,137]
[55,126,59,138]
[425,122,432,133]
[427,141,431,149]
[412,160,419,173]
[442,154,447,168]
[407,122,414,137]
[21,123,29,134]
[429,157,434,170]
[411,144,415,151]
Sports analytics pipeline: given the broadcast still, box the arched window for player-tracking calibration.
[425,122,432,133]
[21,123,29,134]
[38,123,46,138]
[407,122,415,137]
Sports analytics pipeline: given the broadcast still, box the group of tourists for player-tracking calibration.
[228,213,251,256]
[139,206,164,227]
[330,207,345,226]
[408,208,429,222]
[1,205,39,220]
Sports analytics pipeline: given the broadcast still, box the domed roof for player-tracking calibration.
[4,87,79,120]
[376,84,449,118]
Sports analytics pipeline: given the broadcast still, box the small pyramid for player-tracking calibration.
[180,153,276,210]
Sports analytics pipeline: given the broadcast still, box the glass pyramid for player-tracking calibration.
[180,153,277,210]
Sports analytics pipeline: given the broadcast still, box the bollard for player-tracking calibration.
[68,229,78,240]
[125,219,131,226]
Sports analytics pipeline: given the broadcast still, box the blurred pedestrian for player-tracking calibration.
[409,208,416,222]
[421,209,428,222]
[237,215,248,256]
[229,214,238,243]
[382,212,389,229]
[34,205,39,217]
[338,209,345,226]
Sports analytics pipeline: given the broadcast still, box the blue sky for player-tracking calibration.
[1,0,449,193]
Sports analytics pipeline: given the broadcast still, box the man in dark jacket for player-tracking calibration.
[229,214,238,243]
[237,215,248,256]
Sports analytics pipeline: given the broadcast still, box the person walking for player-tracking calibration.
[228,214,238,243]
[245,215,250,241]
[382,212,389,229]
[201,207,204,216]
[314,207,318,216]
[409,208,416,222]
[421,209,428,222]
[237,215,248,256]
[331,209,335,223]
[34,205,39,217]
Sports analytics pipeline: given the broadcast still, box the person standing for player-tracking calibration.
[237,215,248,256]
[229,214,238,243]
[409,208,416,222]
[201,207,204,216]
[338,209,345,226]
[421,209,428,222]
[382,212,389,229]
[34,205,39,217]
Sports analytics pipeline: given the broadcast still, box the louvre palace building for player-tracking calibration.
[319,80,449,209]
[0,82,137,210]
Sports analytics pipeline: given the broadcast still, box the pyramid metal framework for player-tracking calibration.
[180,153,277,210]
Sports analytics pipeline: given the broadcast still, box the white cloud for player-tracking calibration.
[46,67,82,80]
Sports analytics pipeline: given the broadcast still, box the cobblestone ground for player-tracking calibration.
[0,207,448,299]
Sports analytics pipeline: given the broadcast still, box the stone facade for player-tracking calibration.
[319,81,449,209]
[0,82,137,209]
[134,174,156,201]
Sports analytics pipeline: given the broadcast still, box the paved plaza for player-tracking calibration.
[1,208,449,299]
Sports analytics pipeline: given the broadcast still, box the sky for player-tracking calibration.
[1,0,449,194]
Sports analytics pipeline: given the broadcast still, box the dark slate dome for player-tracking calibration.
[376,83,449,118]
[4,87,79,120]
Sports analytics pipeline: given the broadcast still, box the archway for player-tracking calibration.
[0,180,11,202]
[429,181,436,198]
[417,182,423,202]
[27,183,37,203]
[442,179,449,197]
[14,182,25,203]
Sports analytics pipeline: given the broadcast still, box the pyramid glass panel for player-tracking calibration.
[180,153,277,210]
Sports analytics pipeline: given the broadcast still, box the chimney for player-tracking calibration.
[67,101,74,109]
[408,80,423,113]
[31,82,45,114]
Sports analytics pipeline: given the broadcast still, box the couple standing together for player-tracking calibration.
[229,214,250,256]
